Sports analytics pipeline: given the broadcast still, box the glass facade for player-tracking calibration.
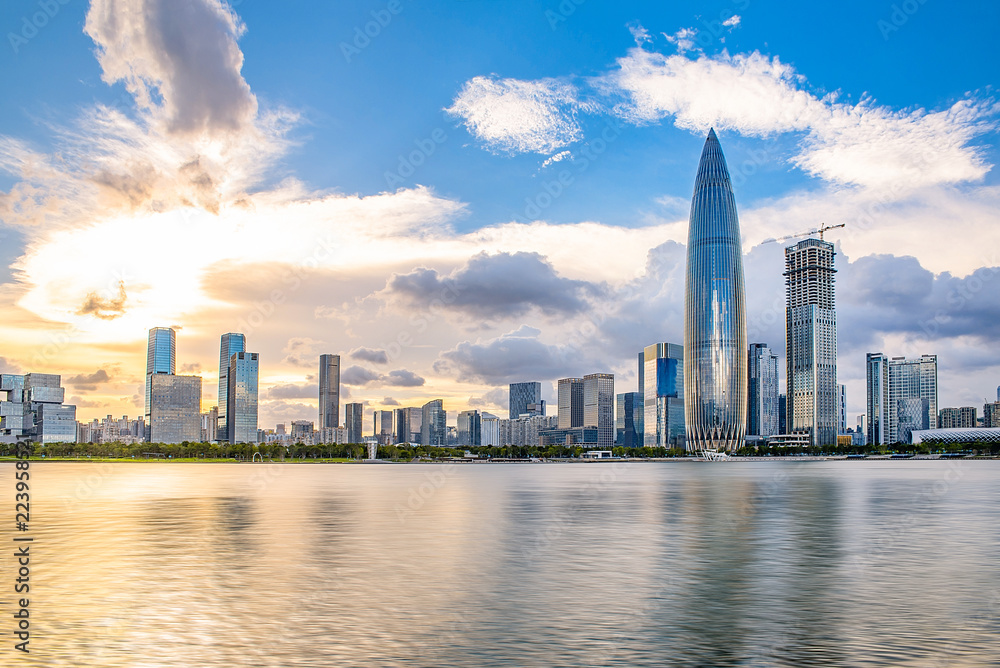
[149,374,202,444]
[616,391,642,448]
[583,373,614,449]
[747,343,779,438]
[509,381,543,419]
[217,333,246,442]
[345,403,364,444]
[228,352,259,444]
[866,353,889,446]
[457,410,482,446]
[318,354,341,431]
[145,327,176,422]
[683,129,747,452]
[643,343,684,448]
[557,378,584,429]
[421,400,447,446]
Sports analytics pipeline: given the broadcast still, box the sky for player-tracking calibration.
[1,0,998,430]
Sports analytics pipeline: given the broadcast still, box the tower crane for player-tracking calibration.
[761,223,846,245]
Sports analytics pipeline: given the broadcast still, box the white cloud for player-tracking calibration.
[663,27,699,53]
[723,15,741,28]
[445,75,586,154]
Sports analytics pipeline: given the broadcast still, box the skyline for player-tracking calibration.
[1,0,999,429]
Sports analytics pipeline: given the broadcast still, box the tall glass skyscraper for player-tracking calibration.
[217,332,246,442]
[345,403,364,444]
[643,343,684,448]
[145,327,176,425]
[318,354,341,431]
[509,381,543,419]
[747,343,779,438]
[616,391,642,448]
[227,352,259,444]
[421,399,447,446]
[583,373,614,449]
[866,353,889,446]
[683,129,747,452]
[557,378,584,429]
[785,238,838,447]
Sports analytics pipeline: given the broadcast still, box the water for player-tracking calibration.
[5,460,1000,667]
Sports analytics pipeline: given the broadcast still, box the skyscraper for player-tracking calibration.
[457,410,482,446]
[421,400,447,446]
[318,354,341,432]
[374,409,394,444]
[747,343,779,438]
[866,353,889,446]
[888,354,938,441]
[557,378,584,429]
[839,384,847,435]
[227,351,259,444]
[145,327,176,428]
[217,332,245,442]
[684,129,747,452]
[345,403,364,444]
[149,374,201,444]
[509,381,544,419]
[643,343,684,448]
[616,391,642,448]
[583,373,614,450]
[785,238,838,447]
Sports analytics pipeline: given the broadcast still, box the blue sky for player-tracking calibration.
[1,0,998,427]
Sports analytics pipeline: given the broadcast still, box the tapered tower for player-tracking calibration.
[684,129,747,452]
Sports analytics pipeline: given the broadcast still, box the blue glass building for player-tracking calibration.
[227,352,259,444]
[508,381,543,419]
[145,327,176,426]
[616,391,642,448]
[683,129,747,452]
[643,343,684,448]
[217,332,246,442]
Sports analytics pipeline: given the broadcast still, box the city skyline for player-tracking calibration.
[1,1,999,431]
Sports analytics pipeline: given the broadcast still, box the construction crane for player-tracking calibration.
[761,223,846,245]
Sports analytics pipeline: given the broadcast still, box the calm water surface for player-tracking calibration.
[4,461,999,667]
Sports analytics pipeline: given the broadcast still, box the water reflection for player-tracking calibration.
[11,461,1000,666]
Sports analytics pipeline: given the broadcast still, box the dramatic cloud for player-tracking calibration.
[77,281,128,320]
[341,365,381,386]
[350,347,389,364]
[383,369,425,387]
[468,387,508,411]
[381,397,400,406]
[435,326,596,384]
[0,357,21,374]
[266,383,317,400]
[384,251,604,320]
[282,338,325,367]
[66,369,112,387]
[180,362,202,373]
[445,76,587,154]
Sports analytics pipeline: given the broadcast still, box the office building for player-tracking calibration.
[374,409,394,445]
[778,394,786,436]
[747,343,779,438]
[421,400,447,446]
[643,343,684,447]
[557,378,584,429]
[616,391,642,448]
[145,327,176,430]
[838,384,847,434]
[984,401,1000,428]
[785,238,838,447]
[938,407,977,429]
[216,333,245,442]
[583,373,614,450]
[319,354,341,432]
[202,406,218,442]
[866,353,889,446]
[1,373,77,444]
[399,406,422,444]
[148,374,201,444]
[509,381,544,419]
[684,129,747,452]
[345,403,364,443]
[457,410,482,446]
[481,413,500,447]
[500,415,557,447]
[227,352,259,444]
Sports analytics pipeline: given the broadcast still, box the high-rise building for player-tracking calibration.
[148,374,201,444]
[509,382,544,419]
[374,409,394,445]
[839,384,847,434]
[457,410,482,446]
[481,413,500,447]
[202,406,218,442]
[1,373,77,444]
[583,373,614,450]
[318,354,341,432]
[616,392,642,448]
[866,353,889,446]
[227,352,259,444]
[867,353,938,443]
[557,378,584,429]
[145,327,176,430]
[684,129,747,452]
[785,238,838,447]
[216,332,245,442]
[778,394,787,436]
[421,400,446,446]
[960,406,977,428]
[345,403,364,444]
[643,343,684,447]
[404,406,423,443]
[984,401,1000,428]
[747,343,779,438]
[636,351,645,445]
[939,407,976,429]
